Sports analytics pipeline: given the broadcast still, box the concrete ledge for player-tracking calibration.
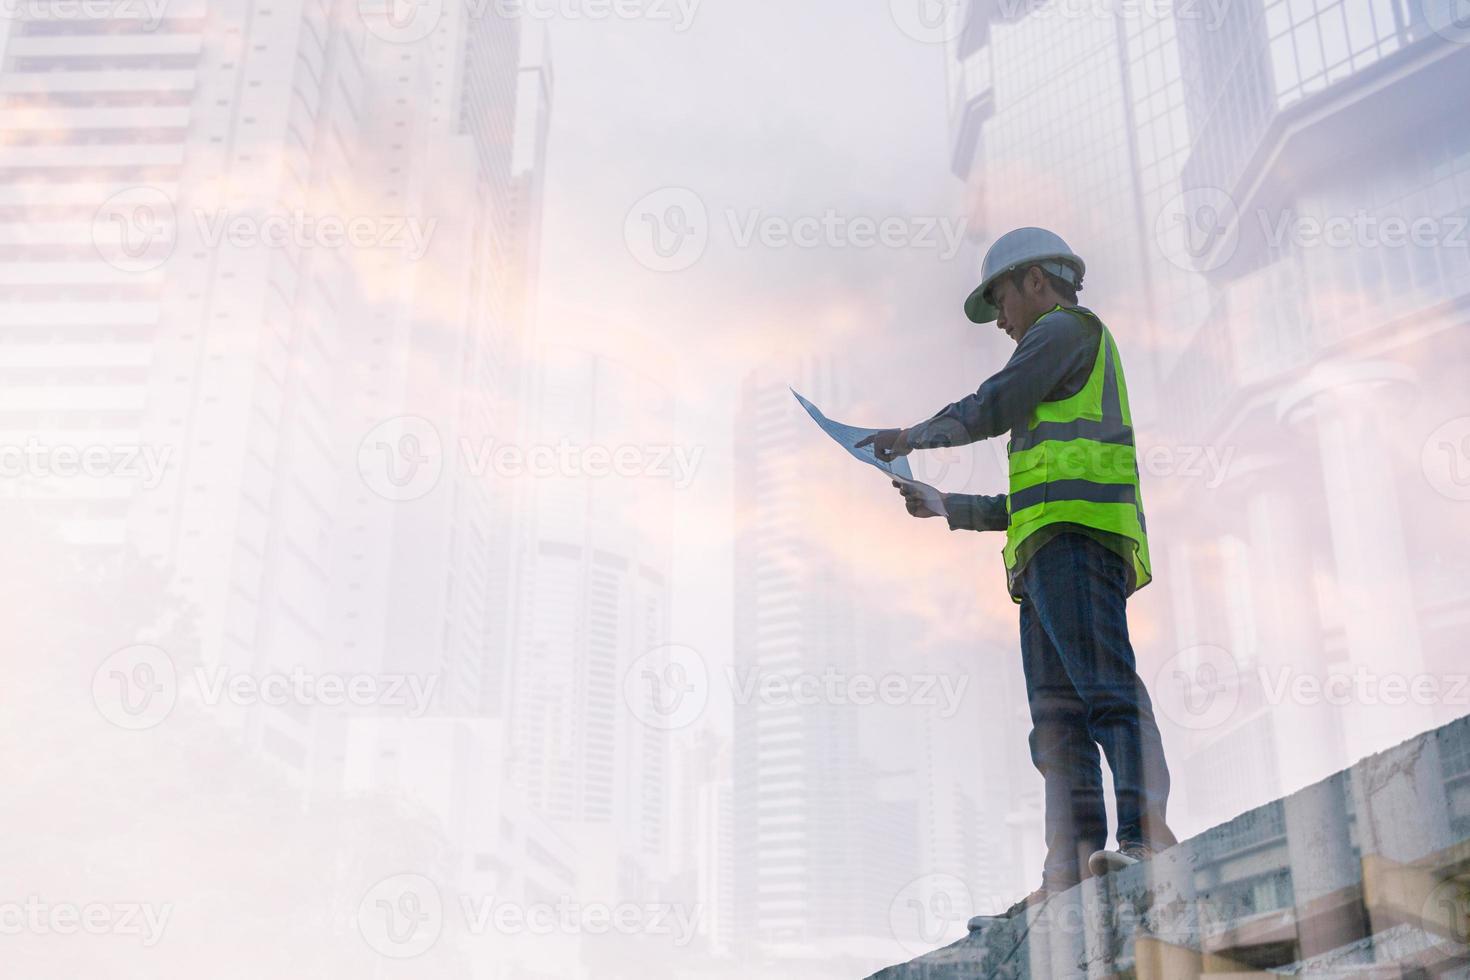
[871,714,1470,979]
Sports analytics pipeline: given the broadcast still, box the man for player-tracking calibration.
[857,228,1176,921]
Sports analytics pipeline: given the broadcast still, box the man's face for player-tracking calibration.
[990,273,1035,344]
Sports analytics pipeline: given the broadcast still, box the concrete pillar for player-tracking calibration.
[1024,886,1088,980]
[1222,448,1364,962]
[1351,730,1455,967]
[1275,359,1430,763]
[1351,734,1453,867]
[1282,777,1365,962]
[1227,450,1343,788]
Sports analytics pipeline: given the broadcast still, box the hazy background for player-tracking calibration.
[4,0,1470,977]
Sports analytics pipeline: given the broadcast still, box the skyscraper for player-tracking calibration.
[1,0,551,775]
[1159,0,1470,807]
[942,0,1470,863]
[341,0,531,721]
[509,344,675,871]
[731,357,922,965]
[0,0,392,768]
[943,0,1204,400]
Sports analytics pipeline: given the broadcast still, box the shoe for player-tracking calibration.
[967,885,1048,931]
[1088,842,1154,877]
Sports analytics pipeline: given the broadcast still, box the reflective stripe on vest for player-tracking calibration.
[1003,306,1152,594]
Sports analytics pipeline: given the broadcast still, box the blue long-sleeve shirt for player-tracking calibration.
[907,306,1101,535]
[911,304,1144,596]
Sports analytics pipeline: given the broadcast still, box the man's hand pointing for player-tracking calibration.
[856,427,913,463]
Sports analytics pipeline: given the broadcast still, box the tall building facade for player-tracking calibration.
[731,358,923,965]
[340,0,532,722]
[940,0,1470,883]
[943,0,1207,410]
[1157,0,1470,821]
[667,725,736,955]
[508,345,675,876]
[0,0,394,769]
[0,0,550,775]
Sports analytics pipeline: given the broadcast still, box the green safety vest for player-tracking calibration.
[1003,306,1151,599]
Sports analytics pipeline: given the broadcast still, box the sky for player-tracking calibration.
[534,0,1009,709]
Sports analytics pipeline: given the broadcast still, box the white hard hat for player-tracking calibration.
[965,227,1086,323]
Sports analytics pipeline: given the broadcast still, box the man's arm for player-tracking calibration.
[904,309,1098,451]
[891,482,1007,530]
[941,493,1008,532]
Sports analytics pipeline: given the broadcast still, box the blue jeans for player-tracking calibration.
[1015,531,1176,890]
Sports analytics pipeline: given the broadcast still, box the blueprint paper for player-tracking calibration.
[791,389,948,518]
